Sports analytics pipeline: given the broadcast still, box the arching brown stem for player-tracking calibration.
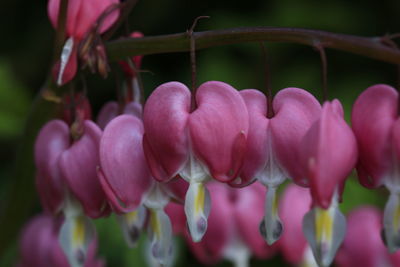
[106,27,400,65]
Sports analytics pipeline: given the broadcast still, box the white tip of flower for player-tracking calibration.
[59,214,96,267]
[302,204,346,267]
[383,192,400,253]
[184,181,211,242]
[259,186,283,245]
[148,209,174,266]
[57,37,74,86]
[117,205,147,248]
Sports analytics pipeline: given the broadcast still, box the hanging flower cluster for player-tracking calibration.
[18,0,400,267]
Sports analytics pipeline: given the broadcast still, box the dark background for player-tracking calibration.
[0,0,397,266]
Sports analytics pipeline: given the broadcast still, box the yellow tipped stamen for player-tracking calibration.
[72,216,85,247]
[315,208,333,244]
[194,183,205,214]
[150,210,161,239]
[392,203,400,231]
[126,210,138,225]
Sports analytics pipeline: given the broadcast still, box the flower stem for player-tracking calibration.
[106,27,400,64]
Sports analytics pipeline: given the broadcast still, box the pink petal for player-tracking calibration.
[393,118,400,164]
[99,115,153,213]
[352,84,398,188]
[74,0,119,38]
[96,101,119,129]
[164,178,189,203]
[59,120,110,218]
[18,214,68,267]
[278,184,311,264]
[189,81,249,182]
[271,87,321,186]
[234,183,276,259]
[143,82,191,182]
[236,89,269,186]
[335,207,393,267]
[123,102,142,119]
[48,0,119,39]
[165,202,186,235]
[302,100,357,208]
[34,120,70,214]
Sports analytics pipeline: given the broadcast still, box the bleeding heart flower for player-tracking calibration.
[143,81,248,242]
[335,207,400,267]
[98,113,188,265]
[48,0,119,85]
[301,100,357,267]
[352,84,400,252]
[35,118,110,267]
[278,184,317,267]
[17,213,104,267]
[237,88,320,245]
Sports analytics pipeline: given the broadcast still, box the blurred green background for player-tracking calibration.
[0,0,399,266]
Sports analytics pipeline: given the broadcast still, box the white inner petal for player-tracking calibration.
[256,138,286,187]
[222,235,251,267]
[302,192,346,267]
[57,37,74,86]
[144,183,170,210]
[383,192,400,253]
[184,181,211,242]
[147,208,174,266]
[117,205,147,248]
[259,185,283,245]
[59,195,96,267]
[179,152,210,183]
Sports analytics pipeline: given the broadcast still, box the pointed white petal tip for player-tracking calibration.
[148,209,174,266]
[259,216,283,245]
[117,205,147,248]
[303,205,346,267]
[259,185,283,245]
[57,37,74,86]
[184,181,211,242]
[59,214,96,267]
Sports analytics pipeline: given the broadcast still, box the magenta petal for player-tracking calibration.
[123,101,143,119]
[393,118,400,163]
[352,84,398,188]
[335,207,394,267]
[279,184,311,264]
[302,100,357,208]
[48,0,119,39]
[165,202,186,235]
[99,115,153,213]
[187,183,233,264]
[96,101,119,129]
[271,87,321,186]
[35,120,70,214]
[234,183,276,259]
[164,178,189,203]
[143,82,191,182]
[189,81,249,182]
[18,214,68,267]
[236,89,269,186]
[59,120,109,218]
